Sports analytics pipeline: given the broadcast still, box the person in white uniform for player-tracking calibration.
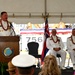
[67,28,75,70]
[0,11,15,36]
[0,11,16,75]
[46,29,66,69]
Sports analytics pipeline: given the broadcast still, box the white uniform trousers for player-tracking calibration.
[68,50,75,65]
[46,49,66,67]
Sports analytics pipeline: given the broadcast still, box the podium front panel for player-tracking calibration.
[0,36,20,62]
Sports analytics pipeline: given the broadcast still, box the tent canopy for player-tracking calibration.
[0,0,75,23]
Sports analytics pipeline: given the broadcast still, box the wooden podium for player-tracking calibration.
[0,36,20,62]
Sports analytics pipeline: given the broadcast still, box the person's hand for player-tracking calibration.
[53,47,61,51]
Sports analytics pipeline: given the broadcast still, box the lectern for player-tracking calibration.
[0,36,20,62]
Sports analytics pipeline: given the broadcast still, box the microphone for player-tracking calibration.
[10,23,16,36]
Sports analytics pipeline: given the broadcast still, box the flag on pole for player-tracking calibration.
[41,18,50,62]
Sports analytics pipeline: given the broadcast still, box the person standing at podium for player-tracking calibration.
[0,11,16,36]
[0,11,16,75]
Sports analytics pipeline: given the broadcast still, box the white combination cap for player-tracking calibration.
[12,54,36,68]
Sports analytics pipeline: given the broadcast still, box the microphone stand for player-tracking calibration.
[10,23,16,36]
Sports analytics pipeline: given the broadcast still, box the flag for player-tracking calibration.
[41,18,50,62]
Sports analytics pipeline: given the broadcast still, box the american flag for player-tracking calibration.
[41,18,50,62]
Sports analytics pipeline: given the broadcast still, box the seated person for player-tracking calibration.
[46,29,66,69]
[67,28,75,70]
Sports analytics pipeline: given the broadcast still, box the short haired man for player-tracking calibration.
[0,11,15,36]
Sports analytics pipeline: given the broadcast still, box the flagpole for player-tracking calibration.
[44,0,49,21]
[45,0,47,16]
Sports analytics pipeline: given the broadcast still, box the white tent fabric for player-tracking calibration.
[0,0,75,23]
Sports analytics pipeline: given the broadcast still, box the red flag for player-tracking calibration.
[41,18,50,63]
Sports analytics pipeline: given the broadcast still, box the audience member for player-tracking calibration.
[12,54,36,75]
[38,55,61,75]
[6,61,16,75]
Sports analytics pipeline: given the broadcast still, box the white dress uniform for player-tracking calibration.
[46,35,66,67]
[67,36,75,66]
[0,20,15,36]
